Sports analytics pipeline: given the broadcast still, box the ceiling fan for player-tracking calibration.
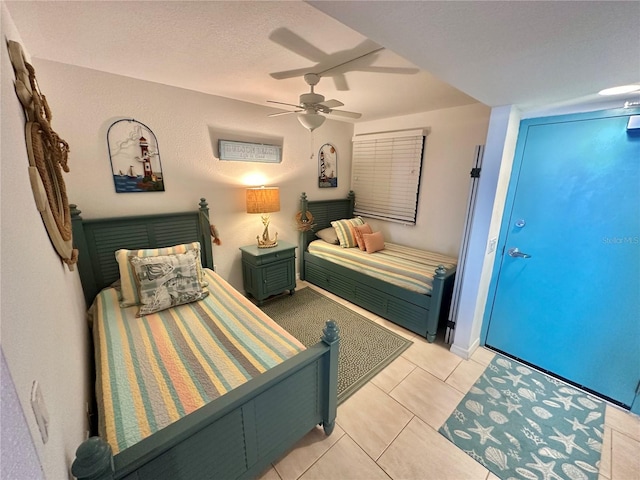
[268,28,419,91]
[267,73,362,131]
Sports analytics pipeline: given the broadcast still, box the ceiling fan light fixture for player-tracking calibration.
[297,111,325,131]
[598,84,640,96]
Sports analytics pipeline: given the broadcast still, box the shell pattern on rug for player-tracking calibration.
[438,353,606,480]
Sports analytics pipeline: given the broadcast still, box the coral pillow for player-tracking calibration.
[353,223,373,250]
[362,231,385,254]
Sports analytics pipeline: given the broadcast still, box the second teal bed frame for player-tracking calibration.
[298,192,456,343]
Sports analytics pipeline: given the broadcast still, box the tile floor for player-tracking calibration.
[258,282,640,480]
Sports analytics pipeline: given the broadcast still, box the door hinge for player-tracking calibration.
[470,167,481,178]
[447,320,456,330]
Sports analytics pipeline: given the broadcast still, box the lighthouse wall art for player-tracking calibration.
[318,143,337,188]
[107,119,165,193]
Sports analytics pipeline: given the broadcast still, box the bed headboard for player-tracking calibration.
[298,191,355,275]
[71,198,214,306]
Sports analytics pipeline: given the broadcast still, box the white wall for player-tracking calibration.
[353,103,491,257]
[32,59,356,291]
[1,349,44,479]
[451,106,521,358]
[1,5,90,478]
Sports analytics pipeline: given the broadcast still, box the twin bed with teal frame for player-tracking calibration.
[70,199,339,480]
[298,192,456,343]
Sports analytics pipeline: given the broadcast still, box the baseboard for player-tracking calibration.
[450,337,480,360]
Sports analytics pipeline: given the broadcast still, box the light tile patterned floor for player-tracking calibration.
[259,282,640,480]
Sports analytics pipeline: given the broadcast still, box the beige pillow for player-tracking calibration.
[353,223,373,251]
[362,231,385,254]
[315,227,339,245]
[115,242,206,307]
[330,217,364,248]
[130,250,208,317]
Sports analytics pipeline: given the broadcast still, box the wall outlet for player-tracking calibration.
[30,381,49,444]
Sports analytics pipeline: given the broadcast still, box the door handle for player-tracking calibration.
[507,247,531,259]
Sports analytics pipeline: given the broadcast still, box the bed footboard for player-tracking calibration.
[72,321,339,480]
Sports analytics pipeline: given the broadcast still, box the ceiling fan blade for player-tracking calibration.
[331,74,350,91]
[355,66,420,75]
[267,100,302,108]
[319,99,344,109]
[318,47,384,76]
[269,27,327,63]
[328,109,362,119]
[268,110,301,117]
[270,67,314,80]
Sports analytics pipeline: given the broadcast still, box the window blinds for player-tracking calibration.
[351,129,426,224]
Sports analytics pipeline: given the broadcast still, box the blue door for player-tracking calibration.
[485,108,640,411]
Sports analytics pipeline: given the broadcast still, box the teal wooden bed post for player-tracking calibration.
[198,198,214,270]
[347,190,355,216]
[70,204,98,307]
[321,320,339,435]
[298,192,309,281]
[427,265,448,343]
[71,436,114,480]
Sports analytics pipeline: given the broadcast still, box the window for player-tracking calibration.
[350,129,426,224]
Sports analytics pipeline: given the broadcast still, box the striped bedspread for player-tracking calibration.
[92,269,304,454]
[308,240,457,294]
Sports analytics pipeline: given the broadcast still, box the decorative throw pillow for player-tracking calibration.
[353,223,373,251]
[362,231,385,254]
[130,250,208,317]
[115,242,206,307]
[330,217,364,248]
[315,227,339,245]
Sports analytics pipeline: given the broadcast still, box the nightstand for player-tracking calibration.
[239,241,296,305]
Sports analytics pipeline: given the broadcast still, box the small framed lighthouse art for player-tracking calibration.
[318,143,337,188]
[107,119,165,192]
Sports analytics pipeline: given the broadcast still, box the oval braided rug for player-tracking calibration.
[260,287,412,403]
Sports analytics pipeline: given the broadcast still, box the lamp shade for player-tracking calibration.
[246,187,280,214]
[297,111,326,132]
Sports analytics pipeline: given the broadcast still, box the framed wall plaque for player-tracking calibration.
[107,119,165,193]
[219,140,282,163]
[318,143,337,188]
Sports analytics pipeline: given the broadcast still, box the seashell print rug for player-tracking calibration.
[439,353,605,480]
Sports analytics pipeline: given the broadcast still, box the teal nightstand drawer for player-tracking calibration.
[241,247,294,267]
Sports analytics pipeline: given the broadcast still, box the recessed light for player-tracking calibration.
[598,84,640,96]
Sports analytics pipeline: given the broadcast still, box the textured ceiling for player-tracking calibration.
[312,0,640,112]
[5,1,640,123]
[5,1,477,123]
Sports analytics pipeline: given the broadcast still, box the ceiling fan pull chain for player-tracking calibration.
[309,132,314,159]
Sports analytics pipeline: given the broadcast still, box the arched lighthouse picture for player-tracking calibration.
[318,143,337,188]
[107,119,165,193]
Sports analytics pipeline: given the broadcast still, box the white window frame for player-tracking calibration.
[350,129,426,224]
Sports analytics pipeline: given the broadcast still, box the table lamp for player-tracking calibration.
[246,186,280,248]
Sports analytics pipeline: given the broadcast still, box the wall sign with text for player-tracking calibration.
[219,140,282,163]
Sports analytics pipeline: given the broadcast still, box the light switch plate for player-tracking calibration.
[487,237,498,254]
[31,381,49,444]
